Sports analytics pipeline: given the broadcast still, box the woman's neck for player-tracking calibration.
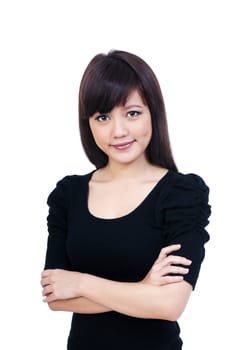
[97,158,165,182]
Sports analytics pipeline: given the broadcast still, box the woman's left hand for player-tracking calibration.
[142,244,191,286]
[41,269,83,303]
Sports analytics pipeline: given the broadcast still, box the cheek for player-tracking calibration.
[89,122,99,140]
[138,119,152,139]
[89,124,107,148]
[89,120,95,136]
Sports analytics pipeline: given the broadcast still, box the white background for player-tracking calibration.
[0,0,231,348]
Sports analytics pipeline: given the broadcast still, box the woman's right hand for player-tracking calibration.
[142,244,192,286]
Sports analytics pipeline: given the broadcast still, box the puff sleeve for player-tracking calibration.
[44,177,71,270]
[161,173,211,289]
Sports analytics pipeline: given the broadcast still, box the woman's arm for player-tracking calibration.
[81,273,192,321]
[42,245,192,319]
[43,270,192,321]
[79,246,192,320]
[46,245,185,314]
[46,245,187,314]
[47,297,111,313]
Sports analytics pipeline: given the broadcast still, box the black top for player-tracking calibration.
[44,170,211,350]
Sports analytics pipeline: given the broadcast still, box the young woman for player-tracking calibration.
[41,50,211,349]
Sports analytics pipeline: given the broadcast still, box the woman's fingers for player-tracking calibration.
[144,247,193,286]
[159,275,184,285]
[161,265,189,276]
[40,268,82,301]
[159,255,192,269]
[42,285,53,296]
[153,254,192,272]
[40,276,50,287]
[155,244,181,264]
[161,244,182,256]
[147,263,190,284]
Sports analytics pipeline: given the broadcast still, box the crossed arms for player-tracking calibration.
[41,244,192,321]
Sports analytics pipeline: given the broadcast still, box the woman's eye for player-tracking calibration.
[95,114,109,122]
[127,111,141,118]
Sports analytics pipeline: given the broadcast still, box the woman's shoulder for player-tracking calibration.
[167,170,209,189]
[160,170,210,208]
[54,170,95,187]
[47,170,95,204]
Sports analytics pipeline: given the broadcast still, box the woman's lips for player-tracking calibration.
[111,140,135,150]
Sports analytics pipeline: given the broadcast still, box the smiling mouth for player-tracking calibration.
[111,140,135,150]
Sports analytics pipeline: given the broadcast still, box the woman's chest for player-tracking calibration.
[66,206,164,282]
[88,181,159,220]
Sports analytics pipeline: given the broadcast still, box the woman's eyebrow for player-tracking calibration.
[124,104,143,109]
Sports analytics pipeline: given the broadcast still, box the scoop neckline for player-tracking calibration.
[85,169,172,222]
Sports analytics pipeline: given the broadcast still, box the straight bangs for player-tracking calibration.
[80,57,142,119]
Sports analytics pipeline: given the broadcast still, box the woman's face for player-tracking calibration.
[89,90,152,166]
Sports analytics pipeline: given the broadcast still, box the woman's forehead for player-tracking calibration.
[123,90,146,107]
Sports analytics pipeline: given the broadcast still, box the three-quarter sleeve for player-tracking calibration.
[161,173,211,289]
[44,176,71,270]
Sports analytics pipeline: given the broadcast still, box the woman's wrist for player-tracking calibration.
[78,272,89,297]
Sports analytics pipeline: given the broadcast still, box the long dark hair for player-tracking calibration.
[78,50,178,171]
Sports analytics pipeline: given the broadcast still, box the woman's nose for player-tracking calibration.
[112,117,129,138]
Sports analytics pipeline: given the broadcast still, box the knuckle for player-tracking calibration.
[167,255,175,262]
